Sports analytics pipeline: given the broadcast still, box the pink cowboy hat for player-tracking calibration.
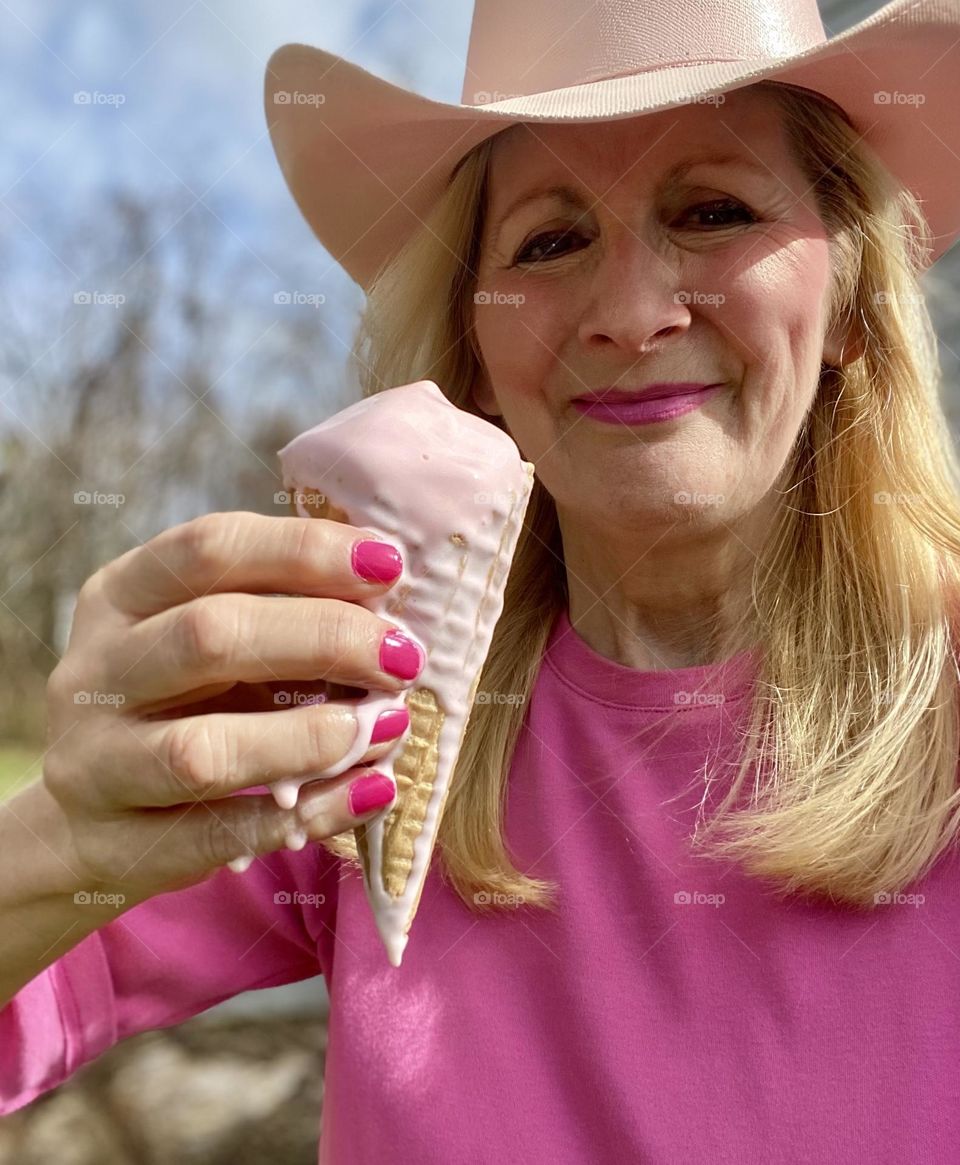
[263,0,960,291]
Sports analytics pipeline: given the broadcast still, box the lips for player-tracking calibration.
[574,382,720,405]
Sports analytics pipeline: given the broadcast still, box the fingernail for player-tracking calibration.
[370,706,410,743]
[352,539,402,583]
[379,630,425,680]
[348,772,396,817]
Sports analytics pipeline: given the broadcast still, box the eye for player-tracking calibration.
[511,199,756,265]
[680,198,757,229]
[513,229,585,265]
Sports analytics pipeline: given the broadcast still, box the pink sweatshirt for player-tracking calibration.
[3,605,960,1162]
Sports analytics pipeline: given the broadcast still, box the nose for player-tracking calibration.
[576,234,692,356]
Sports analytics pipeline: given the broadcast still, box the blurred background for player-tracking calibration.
[2,0,960,1161]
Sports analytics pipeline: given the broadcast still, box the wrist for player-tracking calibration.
[0,779,106,909]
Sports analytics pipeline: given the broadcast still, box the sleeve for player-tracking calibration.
[0,826,342,1116]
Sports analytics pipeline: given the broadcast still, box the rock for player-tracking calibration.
[0,1012,328,1165]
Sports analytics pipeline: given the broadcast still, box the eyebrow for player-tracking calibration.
[489,153,774,245]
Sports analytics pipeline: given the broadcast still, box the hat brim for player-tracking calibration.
[265,0,960,290]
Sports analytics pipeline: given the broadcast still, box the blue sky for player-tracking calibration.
[0,1,477,423]
[1,1,473,202]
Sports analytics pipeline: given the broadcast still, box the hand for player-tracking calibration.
[42,510,423,902]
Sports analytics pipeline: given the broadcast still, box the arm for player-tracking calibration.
[0,780,127,1009]
[0,780,338,1115]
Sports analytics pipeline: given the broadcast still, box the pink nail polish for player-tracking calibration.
[348,772,396,817]
[352,539,402,583]
[379,630,425,680]
[371,707,410,743]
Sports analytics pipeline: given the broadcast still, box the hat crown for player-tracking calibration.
[461,0,826,105]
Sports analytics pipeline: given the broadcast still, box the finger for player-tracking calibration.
[140,679,334,721]
[97,511,405,620]
[219,766,396,871]
[101,592,424,707]
[104,769,394,888]
[89,698,409,810]
[289,766,397,840]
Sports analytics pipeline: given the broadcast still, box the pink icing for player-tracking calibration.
[260,380,534,966]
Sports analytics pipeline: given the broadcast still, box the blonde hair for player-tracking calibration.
[319,80,960,914]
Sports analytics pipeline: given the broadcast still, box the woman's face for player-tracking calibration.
[471,87,854,538]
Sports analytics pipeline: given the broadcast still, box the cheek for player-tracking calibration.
[473,299,565,458]
[474,300,559,385]
[720,238,832,349]
[704,241,833,425]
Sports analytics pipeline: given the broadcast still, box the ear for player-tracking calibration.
[822,313,866,369]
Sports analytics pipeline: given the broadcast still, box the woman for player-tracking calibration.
[4,0,960,1160]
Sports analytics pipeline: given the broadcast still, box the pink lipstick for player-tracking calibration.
[572,383,724,425]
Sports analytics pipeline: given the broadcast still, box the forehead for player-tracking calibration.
[485,86,791,195]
